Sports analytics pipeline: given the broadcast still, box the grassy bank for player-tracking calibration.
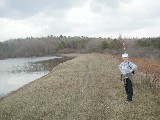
[0,53,160,120]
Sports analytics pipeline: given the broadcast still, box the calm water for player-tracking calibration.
[0,56,73,97]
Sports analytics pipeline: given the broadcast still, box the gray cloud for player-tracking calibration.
[0,0,85,19]
[90,0,130,12]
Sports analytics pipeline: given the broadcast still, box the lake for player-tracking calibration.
[0,56,73,97]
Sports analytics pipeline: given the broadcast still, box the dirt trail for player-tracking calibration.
[0,53,160,120]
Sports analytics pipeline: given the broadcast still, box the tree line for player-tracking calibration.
[135,37,160,58]
[0,35,122,59]
[0,35,159,59]
[137,37,160,49]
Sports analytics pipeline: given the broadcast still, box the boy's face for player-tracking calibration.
[123,57,128,61]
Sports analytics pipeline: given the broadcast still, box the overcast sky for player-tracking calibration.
[0,0,160,41]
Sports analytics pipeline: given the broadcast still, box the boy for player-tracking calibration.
[119,53,137,102]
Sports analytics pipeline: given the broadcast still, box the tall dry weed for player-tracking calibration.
[132,57,160,94]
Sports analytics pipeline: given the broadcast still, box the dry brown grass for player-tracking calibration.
[132,57,160,94]
[0,53,160,120]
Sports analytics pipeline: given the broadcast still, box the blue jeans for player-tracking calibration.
[124,78,133,101]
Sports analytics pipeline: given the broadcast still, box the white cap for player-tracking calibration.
[122,53,128,58]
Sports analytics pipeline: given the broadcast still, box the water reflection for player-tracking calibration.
[0,56,74,97]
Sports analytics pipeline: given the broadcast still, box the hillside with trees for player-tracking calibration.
[0,35,160,59]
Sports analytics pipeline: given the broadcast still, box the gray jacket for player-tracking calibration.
[119,61,137,75]
[119,61,137,82]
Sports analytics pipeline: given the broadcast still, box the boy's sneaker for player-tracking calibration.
[124,100,132,104]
